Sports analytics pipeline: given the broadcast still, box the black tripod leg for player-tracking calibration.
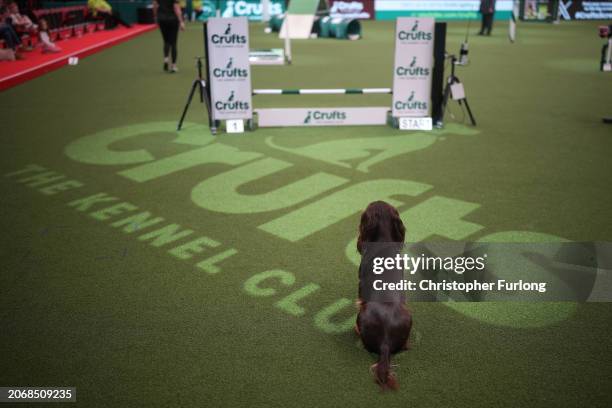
[439,83,452,125]
[462,97,477,126]
[199,81,217,135]
[177,80,200,131]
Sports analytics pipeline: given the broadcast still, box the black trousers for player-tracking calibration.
[159,19,179,63]
[480,13,494,35]
[0,23,21,50]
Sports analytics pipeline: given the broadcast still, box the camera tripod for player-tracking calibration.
[438,55,476,127]
[177,57,218,134]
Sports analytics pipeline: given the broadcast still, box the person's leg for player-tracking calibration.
[168,21,179,71]
[0,24,24,58]
[1,24,22,49]
[479,13,486,35]
[9,24,21,49]
[0,25,18,49]
[159,21,172,71]
[486,13,493,35]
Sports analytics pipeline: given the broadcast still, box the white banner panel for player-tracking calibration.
[392,17,434,118]
[375,1,513,12]
[256,107,389,127]
[207,17,253,121]
[279,15,316,39]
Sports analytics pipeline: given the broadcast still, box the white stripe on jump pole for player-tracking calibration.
[253,89,285,94]
[362,88,393,94]
[299,89,347,94]
[252,88,392,95]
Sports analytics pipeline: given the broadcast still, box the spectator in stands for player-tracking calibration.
[192,0,204,20]
[153,0,184,73]
[87,0,132,29]
[38,18,60,53]
[0,4,24,59]
[478,0,496,36]
[7,1,37,32]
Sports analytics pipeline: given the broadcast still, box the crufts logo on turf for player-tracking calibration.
[213,57,248,78]
[398,20,433,41]
[396,56,430,77]
[304,110,347,124]
[211,23,247,44]
[395,91,428,111]
[215,91,250,111]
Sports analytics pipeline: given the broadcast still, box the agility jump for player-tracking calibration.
[178,16,471,134]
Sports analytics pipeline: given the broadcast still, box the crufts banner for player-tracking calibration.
[559,1,612,20]
[256,107,389,127]
[219,0,286,20]
[329,0,376,19]
[375,0,513,20]
[392,17,434,118]
[206,17,253,121]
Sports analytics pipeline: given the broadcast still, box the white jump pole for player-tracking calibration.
[253,88,392,95]
[284,14,292,64]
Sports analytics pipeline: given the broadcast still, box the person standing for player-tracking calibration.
[153,0,185,73]
[478,0,496,36]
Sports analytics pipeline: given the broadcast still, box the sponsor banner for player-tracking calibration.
[329,0,375,19]
[392,17,434,118]
[560,1,612,20]
[375,0,513,20]
[521,0,555,20]
[199,0,219,20]
[256,107,389,127]
[207,17,253,121]
[219,0,286,20]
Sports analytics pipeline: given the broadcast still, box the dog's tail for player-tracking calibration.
[375,343,398,391]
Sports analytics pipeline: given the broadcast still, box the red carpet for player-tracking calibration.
[0,24,155,92]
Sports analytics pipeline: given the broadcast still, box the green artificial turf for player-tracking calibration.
[1,20,612,407]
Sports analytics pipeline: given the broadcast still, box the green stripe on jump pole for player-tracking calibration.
[252,88,392,95]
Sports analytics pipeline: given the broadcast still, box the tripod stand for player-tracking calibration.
[438,55,476,127]
[177,57,218,134]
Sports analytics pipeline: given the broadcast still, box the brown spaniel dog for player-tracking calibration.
[356,201,412,390]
